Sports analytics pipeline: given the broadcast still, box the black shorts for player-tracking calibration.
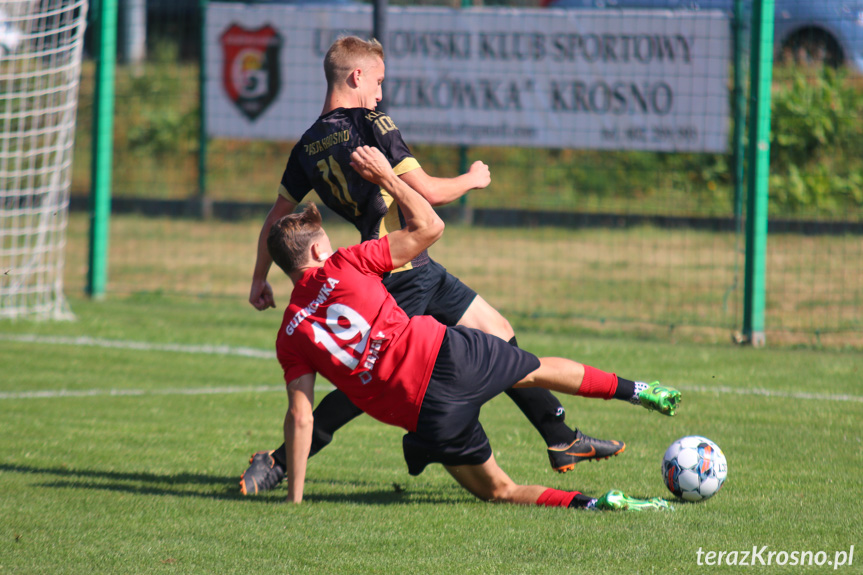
[383,259,477,325]
[402,326,541,476]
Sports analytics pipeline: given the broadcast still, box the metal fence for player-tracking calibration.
[69,0,863,347]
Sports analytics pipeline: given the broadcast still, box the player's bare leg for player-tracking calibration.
[443,455,671,511]
[457,296,626,471]
[515,358,682,416]
[444,454,550,505]
[456,295,515,341]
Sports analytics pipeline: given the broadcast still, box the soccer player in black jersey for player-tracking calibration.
[240,36,625,495]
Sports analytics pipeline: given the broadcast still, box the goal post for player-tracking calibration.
[0,0,88,319]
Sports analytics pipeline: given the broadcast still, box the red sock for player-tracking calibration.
[577,365,619,399]
[536,488,580,508]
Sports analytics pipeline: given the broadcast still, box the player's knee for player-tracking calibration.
[459,300,515,340]
[489,315,515,341]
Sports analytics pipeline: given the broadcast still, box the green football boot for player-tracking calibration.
[637,381,681,416]
[592,490,673,511]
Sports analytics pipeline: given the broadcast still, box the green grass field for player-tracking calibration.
[13,38,854,572]
[1,293,861,574]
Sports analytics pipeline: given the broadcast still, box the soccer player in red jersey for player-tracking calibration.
[268,145,681,511]
[241,36,628,494]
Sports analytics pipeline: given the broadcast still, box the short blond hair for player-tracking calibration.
[323,36,384,88]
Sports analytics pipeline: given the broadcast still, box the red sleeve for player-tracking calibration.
[279,343,315,385]
[334,237,393,277]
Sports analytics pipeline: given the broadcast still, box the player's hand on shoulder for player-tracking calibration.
[350,145,394,185]
[469,160,491,190]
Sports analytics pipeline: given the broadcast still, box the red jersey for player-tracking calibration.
[276,237,446,431]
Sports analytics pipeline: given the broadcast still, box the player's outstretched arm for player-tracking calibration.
[399,161,490,206]
[250,195,297,310]
[284,373,315,503]
[350,146,444,269]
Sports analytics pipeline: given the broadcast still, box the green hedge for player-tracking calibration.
[768,67,863,214]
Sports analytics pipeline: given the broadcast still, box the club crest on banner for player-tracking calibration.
[221,24,282,121]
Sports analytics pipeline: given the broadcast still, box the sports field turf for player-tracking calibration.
[1,294,860,574]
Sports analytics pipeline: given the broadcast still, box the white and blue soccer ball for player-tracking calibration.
[662,435,727,502]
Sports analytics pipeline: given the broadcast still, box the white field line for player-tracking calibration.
[0,333,276,359]
[0,385,335,400]
[2,333,861,404]
[0,333,310,400]
[677,384,863,404]
[3,383,860,402]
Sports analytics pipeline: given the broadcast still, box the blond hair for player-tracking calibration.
[323,36,384,88]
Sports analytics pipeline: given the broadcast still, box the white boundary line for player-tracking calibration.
[2,333,861,404]
[1,385,273,399]
[3,383,860,402]
[0,333,275,359]
[677,384,863,404]
[0,384,863,403]
[0,384,336,400]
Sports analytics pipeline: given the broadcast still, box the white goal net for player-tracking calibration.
[0,0,87,319]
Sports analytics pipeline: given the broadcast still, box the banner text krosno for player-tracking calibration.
[205,6,730,153]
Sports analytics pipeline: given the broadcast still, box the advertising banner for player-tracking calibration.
[205,5,730,152]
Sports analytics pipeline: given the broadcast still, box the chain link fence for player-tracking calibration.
[67,0,863,347]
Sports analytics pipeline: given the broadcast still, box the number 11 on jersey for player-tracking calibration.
[317,156,360,216]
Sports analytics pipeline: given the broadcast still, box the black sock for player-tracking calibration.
[504,335,574,447]
[613,377,637,402]
[271,388,365,468]
[568,493,596,508]
[271,443,287,469]
[310,388,363,456]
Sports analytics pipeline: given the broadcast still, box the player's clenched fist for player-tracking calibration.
[349,145,394,186]
[468,160,491,190]
[249,278,276,310]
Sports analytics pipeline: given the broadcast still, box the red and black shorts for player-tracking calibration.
[402,325,541,476]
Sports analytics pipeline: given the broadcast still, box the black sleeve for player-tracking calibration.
[279,143,312,203]
[366,113,416,169]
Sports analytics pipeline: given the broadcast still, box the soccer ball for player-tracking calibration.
[662,436,727,502]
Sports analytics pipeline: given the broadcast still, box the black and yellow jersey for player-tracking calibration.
[279,107,428,271]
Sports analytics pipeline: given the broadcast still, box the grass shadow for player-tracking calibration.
[0,462,457,505]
